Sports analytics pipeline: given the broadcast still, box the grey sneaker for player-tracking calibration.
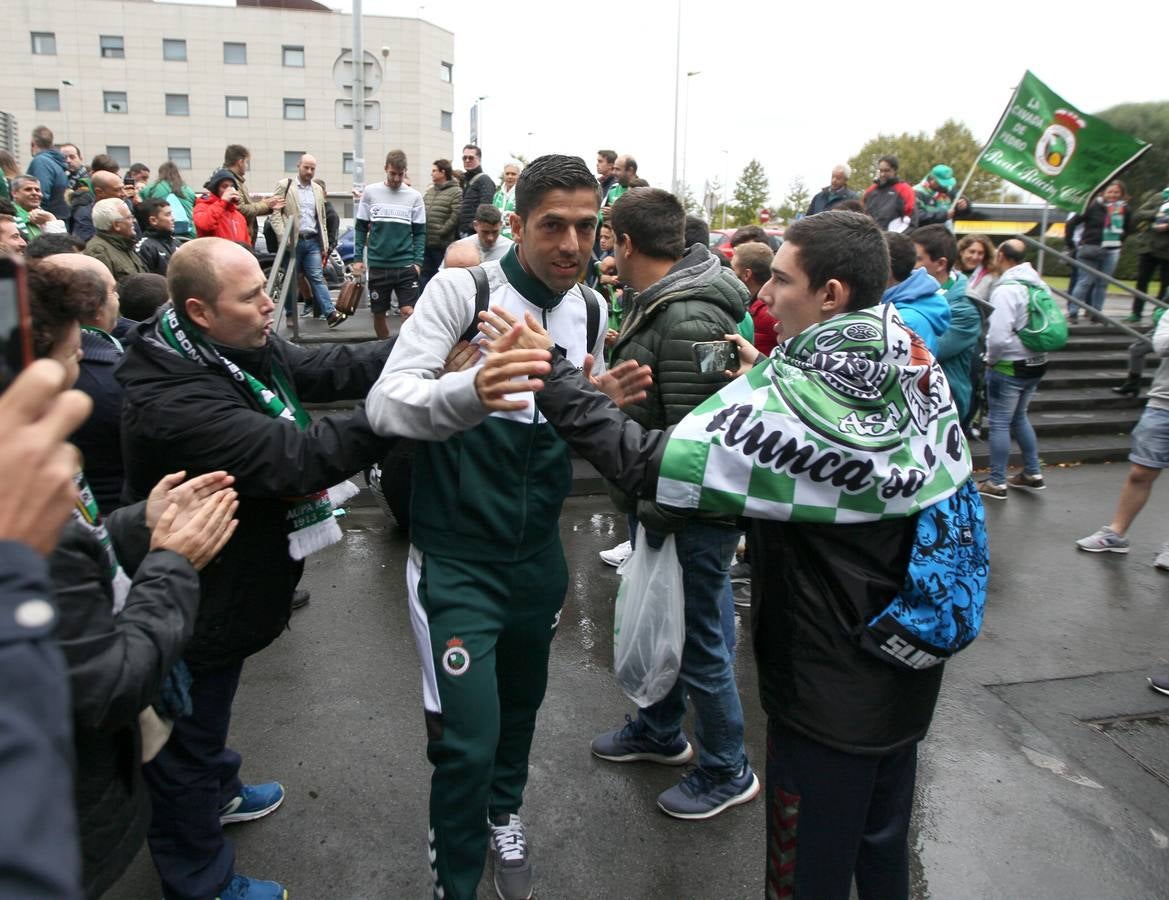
[590,715,693,764]
[1155,541,1169,571]
[488,814,532,900]
[656,763,760,820]
[1007,472,1046,492]
[978,480,1007,501]
[1149,672,1169,696]
[1075,526,1130,554]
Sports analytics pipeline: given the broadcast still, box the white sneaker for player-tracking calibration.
[1155,541,1169,571]
[599,540,632,568]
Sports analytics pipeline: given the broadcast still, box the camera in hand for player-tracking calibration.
[691,340,738,375]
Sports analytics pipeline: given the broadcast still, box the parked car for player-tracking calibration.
[708,227,784,261]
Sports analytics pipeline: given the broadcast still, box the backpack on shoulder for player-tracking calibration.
[855,478,989,671]
[1000,279,1068,352]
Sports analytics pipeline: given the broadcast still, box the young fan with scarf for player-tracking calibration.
[479,210,987,900]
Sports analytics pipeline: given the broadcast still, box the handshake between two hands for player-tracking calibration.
[471,306,653,412]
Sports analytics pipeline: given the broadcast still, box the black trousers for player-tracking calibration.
[1133,253,1169,317]
[144,660,245,900]
[765,720,917,900]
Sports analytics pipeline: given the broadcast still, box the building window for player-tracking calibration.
[440,111,453,132]
[283,98,305,121]
[283,151,306,173]
[223,42,246,64]
[31,32,56,55]
[163,38,186,61]
[107,146,131,169]
[34,88,60,112]
[165,94,189,116]
[342,153,353,174]
[282,45,304,67]
[440,61,453,83]
[103,91,128,114]
[100,35,125,59]
[225,96,248,118]
[168,147,192,170]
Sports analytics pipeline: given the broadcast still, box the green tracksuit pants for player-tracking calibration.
[406,541,567,900]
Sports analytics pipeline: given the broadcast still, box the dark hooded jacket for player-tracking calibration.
[608,243,748,526]
[116,314,396,670]
[28,148,71,220]
[49,502,199,897]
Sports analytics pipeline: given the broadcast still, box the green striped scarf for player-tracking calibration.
[656,304,971,523]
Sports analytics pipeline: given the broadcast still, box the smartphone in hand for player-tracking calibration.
[692,340,739,375]
[0,255,33,388]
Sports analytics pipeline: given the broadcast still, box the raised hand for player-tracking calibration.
[151,488,239,571]
[473,322,551,412]
[584,355,652,408]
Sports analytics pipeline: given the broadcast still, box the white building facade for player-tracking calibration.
[1,0,455,204]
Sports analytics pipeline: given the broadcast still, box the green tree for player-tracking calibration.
[732,159,770,224]
[681,185,703,217]
[846,119,1003,201]
[776,177,810,224]
[1095,101,1169,204]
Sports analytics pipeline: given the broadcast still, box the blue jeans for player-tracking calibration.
[986,368,1042,484]
[635,518,747,777]
[291,235,335,316]
[1069,244,1120,316]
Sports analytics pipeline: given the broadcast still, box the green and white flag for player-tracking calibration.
[656,304,971,523]
[976,70,1150,213]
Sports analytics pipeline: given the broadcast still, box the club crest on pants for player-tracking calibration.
[442,637,471,676]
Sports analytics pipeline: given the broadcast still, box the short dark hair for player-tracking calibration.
[733,242,774,285]
[782,210,889,311]
[911,224,958,270]
[433,158,453,180]
[730,225,769,248]
[474,204,502,225]
[117,273,170,321]
[26,260,101,357]
[385,149,407,170]
[25,233,85,259]
[885,232,916,283]
[514,154,600,219]
[834,198,866,214]
[223,144,249,167]
[136,198,170,230]
[624,156,638,173]
[597,149,617,165]
[610,187,684,261]
[90,154,119,174]
[128,162,150,177]
[31,126,54,149]
[879,154,899,172]
[462,144,482,160]
[684,215,709,249]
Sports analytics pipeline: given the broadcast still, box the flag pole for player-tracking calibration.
[1037,203,1049,275]
[952,77,1024,209]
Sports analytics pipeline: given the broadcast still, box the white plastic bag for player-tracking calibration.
[612,525,685,707]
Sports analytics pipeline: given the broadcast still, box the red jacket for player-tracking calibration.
[749,297,779,357]
[193,195,249,243]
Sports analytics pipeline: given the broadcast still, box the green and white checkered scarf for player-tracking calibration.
[656,303,971,523]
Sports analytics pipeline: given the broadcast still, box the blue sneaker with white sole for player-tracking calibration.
[657,763,760,820]
[219,782,285,825]
[590,715,693,765]
[217,873,287,900]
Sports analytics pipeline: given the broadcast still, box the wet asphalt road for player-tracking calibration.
[106,464,1169,900]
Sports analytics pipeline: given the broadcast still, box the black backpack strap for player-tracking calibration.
[460,265,490,343]
[578,284,603,355]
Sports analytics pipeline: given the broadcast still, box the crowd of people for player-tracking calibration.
[1,118,1167,900]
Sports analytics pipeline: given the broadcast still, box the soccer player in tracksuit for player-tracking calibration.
[365,155,607,900]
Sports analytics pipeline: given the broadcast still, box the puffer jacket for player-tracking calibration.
[423,179,462,248]
[1133,189,1169,260]
[608,243,747,524]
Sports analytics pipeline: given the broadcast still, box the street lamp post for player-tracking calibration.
[669,0,682,197]
[680,70,701,210]
[60,79,74,146]
[721,149,729,228]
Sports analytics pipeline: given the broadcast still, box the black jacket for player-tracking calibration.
[0,542,83,900]
[73,329,127,515]
[807,186,858,216]
[117,318,395,670]
[1067,198,1134,252]
[134,228,179,276]
[459,167,496,237]
[70,190,96,242]
[532,353,942,754]
[49,503,200,897]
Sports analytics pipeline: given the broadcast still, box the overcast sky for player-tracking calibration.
[188,0,1166,202]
